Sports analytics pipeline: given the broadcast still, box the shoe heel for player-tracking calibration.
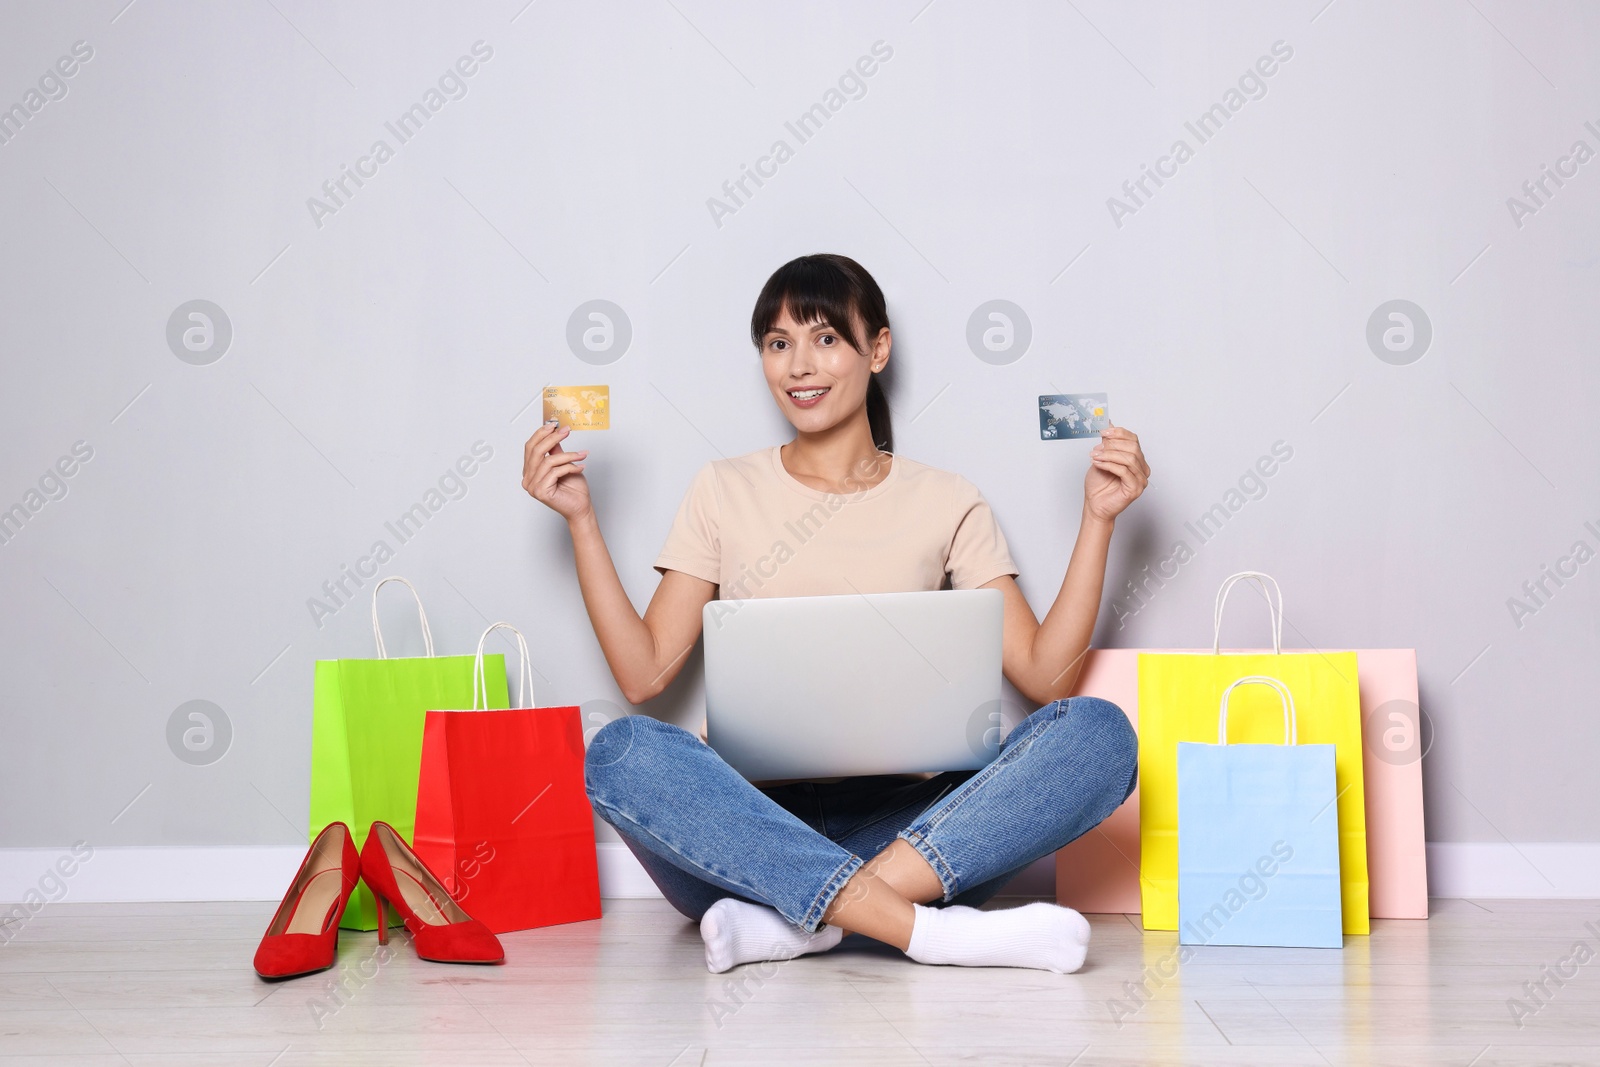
[375,894,389,945]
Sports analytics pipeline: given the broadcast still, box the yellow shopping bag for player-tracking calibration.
[1138,573,1369,935]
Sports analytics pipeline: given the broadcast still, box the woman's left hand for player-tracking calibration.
[1084,425,1150,523]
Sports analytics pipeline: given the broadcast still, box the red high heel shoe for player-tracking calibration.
[359,821,504,964]
[253,822,360,979]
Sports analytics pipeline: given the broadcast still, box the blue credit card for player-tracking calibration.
[1039,393,1109,439]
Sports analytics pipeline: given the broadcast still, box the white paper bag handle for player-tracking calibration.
[370,576,435,659]
[1217,675,1297,746]
[1212,571,1283,654]
[473,623,534,710]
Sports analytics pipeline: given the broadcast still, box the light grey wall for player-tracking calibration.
[1,0,1595,854]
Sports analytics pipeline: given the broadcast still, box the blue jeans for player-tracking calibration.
[584,696,1137,933]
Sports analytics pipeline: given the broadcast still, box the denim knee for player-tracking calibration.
[1064,695,1138,803]
[583,713,655,807]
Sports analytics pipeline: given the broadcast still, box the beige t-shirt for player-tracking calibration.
[654,445,1018,596]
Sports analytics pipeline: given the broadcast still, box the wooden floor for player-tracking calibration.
[1,897,1597,1065]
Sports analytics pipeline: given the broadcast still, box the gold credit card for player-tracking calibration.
[543,385,609,430]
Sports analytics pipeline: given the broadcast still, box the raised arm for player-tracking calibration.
[523,422,714,705]
[988,425,1149,707]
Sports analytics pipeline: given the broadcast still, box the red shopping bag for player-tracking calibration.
[413,623,601,933]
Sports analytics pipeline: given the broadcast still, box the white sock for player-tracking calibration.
[905,902,1091,973]
[700,898,844,974]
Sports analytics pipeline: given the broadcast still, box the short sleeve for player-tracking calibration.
[653,462,721,586]
[946,478,1018,589]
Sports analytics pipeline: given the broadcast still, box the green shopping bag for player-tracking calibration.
[309,577,507,930]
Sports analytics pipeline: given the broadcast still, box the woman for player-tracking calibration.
[522,253,1148,974]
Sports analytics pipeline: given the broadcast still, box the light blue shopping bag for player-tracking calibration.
[1177,675,1343,949]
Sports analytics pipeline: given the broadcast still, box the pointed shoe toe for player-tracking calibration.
[253,932,336,979]
[413,917,504,964]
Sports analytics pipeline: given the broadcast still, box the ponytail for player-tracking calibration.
[865,372,893,454]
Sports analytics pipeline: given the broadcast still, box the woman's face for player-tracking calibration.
[759,303,886,435]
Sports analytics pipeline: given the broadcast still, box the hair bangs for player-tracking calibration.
[750,256,866,353]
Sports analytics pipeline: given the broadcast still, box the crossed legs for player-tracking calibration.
[585,696,1137,973]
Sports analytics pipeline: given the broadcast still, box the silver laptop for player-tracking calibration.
[703,588,1005,780]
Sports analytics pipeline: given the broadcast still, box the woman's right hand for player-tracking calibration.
[522,421,592,522]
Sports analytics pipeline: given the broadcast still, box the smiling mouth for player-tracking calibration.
[787,387,830,401]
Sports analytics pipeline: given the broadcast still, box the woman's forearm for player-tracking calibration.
[566,509,660,704]
[1030,506,1115,700]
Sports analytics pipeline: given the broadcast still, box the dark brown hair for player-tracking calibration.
[750,253,893,453]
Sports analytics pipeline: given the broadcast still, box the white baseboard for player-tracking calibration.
[3,843,1598,904]
[594,842,661,898]
[1,846,309,903]
[1425,843,1600,898]
[0,844,674,904]
[602,844,1600,901]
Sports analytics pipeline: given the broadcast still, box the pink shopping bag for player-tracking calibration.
[1054,649,1146,914]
